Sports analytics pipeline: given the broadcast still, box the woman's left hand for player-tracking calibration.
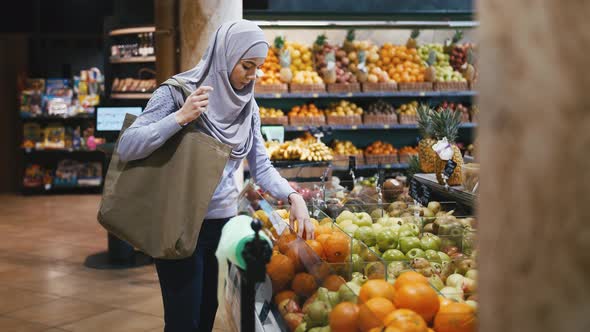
[288,193,314,240]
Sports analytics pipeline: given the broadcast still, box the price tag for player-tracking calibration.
[312,93,319,98]
[409,178,421,203]
[351,125,358,130]
[261,126,285,143]
[274,93,281,98]
[383,124,390,129]
[313,209,321,217]
[258,300,271,323]
[385,164,391,169]
[419,92,426,96]
[347,92,353,97]
[297,126,303,131]
[443,159,457,179]
[420,183,431,205]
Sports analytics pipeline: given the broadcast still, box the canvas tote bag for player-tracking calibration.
[98,83,231,259]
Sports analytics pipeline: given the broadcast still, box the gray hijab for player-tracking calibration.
[172,20,269,160]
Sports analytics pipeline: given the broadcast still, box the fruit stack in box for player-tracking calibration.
[397,101,419,124]
[420,32,469,91]
[288,103,326,126]
[260,107,288,126]
[398,146,418,164]
[364,141,398,165]
[313,33,361,94]
[331,140,364,167]
[325,100,363,126]
[437,101,471,123]
[254,46,288,94]
[380,38,429,91]
[363,100,398,125]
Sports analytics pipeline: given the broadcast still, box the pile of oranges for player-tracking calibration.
[379,44,426,83]
[259,48,283,85]
[289,103,324,117]
[329,271,477,332]
[365,141,397,156]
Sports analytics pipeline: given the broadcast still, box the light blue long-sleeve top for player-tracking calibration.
[116,85,295,219]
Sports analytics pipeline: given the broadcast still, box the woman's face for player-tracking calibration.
[230,57,265,90]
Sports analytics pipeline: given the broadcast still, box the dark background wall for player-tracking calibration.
[0,0,154,192]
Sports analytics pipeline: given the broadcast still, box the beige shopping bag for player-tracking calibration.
[97,113,231,259]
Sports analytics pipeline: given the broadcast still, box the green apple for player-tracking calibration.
[360,246,379,262]
[354,226,376,247]
[370,208,386,220]
[376,228,399,251]
[420,233,442,251]
[387,261,409,279]
[424,249,441,263]
[336,210,357,224]
[388,201,407,212]
[399,236,421,254]
[440,286,464,302]
[369,246,382,257]
[351,253,363,272]
[427,201,441,214]
[406,248,425,259]
[398,229,416,239]
[371,223,383,232]
[354,212,373,227]
[351,239,362,255]
[342,223,359,236]
[381,249,407,262]
[429,274,445,291]
[338,219,354,228]
[465,269,477,280]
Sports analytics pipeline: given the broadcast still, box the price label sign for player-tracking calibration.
[409,177,421,203]
[443,159,457,179]
[420,183,431,205]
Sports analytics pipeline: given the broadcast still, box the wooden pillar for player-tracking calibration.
[178,0,241,71]
[478,1,590,332]
[154,0,178,84]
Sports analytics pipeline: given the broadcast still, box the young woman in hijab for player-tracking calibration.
[117,20,313,331]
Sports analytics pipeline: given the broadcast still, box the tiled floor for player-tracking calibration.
[0,194,228,332]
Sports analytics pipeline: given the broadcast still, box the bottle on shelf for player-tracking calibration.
[147,32,155,56]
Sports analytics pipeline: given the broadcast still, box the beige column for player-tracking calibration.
[178,0,242,71]
[478,1,590,332]
[154,0,177,84]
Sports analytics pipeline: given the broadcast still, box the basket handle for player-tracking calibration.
[137,68,156,80]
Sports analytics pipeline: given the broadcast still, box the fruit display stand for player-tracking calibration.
[413,173,477,211]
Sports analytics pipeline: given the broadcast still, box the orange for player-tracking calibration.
[317,233,331,247]
[384,309,427,332]
[393,283,440,323]
[323,274,347,292]
[291,272,318,298]
[393,271,429,291]
[358,297,396,332]
[324,233,351,263]
[359,279,395,304]
[433,302,476,332]
[306,239,325,259]
[266,254,295,292]
[329,302,360,332]
[286,247,304,272]
[274,290,297,305]
[315,224,333,238]
[277,232,297,254]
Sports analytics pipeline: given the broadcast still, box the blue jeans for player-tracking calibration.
[154,218,230,332]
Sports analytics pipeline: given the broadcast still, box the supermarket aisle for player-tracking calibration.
[0,195,227,332]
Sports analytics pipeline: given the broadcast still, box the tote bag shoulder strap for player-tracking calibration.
[161,77,193,100]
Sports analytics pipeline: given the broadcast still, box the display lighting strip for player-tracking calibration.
[253,20,479,29]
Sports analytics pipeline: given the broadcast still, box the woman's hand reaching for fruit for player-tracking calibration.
[288,193,314,240]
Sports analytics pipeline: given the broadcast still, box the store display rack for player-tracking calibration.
[109,56,156,64]
[413,172,476,209]
[256,90,476,99]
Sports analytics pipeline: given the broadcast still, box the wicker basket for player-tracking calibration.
[361,82,398,92]
[289,83,326,93]
[288,115,326,126]
[364,153,399,165]
[460,112,471,123]
[399,113,418,124]
[397,82,433,91]
[326,83,361,93]
[326,114,362,126]
[433,81,469,91]
[260,116,289,126]
[399,153,418,164]
[363,113,398,125]
[468,80,479,90]
[255,82,288,94]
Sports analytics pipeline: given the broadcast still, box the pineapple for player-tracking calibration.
[444,30,464,54]
[417,104,437,173]
[424,51,437,82]
[343,29,356,53]
[462,48,476,83]
[431,108,464,185]
[406,29,420,49]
